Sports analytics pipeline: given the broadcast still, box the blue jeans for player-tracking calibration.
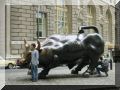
[31,64,38,81]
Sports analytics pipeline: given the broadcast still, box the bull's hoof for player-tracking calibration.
[71,70,78,74]
[82,72,90,78]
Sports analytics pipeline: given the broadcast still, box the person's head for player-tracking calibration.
[31,43,36,50]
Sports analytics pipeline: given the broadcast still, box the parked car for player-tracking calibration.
[0,56,17,69]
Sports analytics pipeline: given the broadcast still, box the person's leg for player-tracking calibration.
[105,71,108,77]
[100,68,108,77]
[31,64,34,80]
[36,66,38,80]
[96,67,102,76]
[34,65,38,81]
[31,64,36,81]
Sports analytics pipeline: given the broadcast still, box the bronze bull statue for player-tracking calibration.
[23,26,105,79]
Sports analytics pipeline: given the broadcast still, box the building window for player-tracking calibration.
[36,12,47,37]
[55,6,68,34]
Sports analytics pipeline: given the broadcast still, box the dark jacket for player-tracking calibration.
[97,59,109,72]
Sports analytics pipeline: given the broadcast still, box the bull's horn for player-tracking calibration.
[78,26,99,34]
[24,38,30,49]
[36,39,41,50]
[24,39,27,45]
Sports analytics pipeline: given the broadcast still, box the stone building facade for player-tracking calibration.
[4,3,115,57]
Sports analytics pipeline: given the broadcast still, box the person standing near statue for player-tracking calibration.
[30,43,39,82]
[96,57,109,77]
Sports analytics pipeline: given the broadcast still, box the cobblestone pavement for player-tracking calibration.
[5,63,115,85]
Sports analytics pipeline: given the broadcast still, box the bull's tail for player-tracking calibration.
[78,26,99,34]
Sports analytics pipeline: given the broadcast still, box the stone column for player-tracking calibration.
[0,0,5,58]
[6,5,11,58]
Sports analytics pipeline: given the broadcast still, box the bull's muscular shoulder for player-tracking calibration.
[83,33,104,44]
[42,34,84,53]
[48,34,78,43]
[42,33,104,52]
[62,41,83,52]
[44,34,84,44]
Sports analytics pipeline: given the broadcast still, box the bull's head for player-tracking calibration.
[22,39,41,66]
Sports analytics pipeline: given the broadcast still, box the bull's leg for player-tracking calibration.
[38,68,50,79]
[83,56,99,76]
[71,58,89,74]
[67,63,76,69]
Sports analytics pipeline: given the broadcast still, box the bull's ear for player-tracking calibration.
[24,38,30,50]
[24,39,27,45]
[24,39,28,48]
[37,39,41,50]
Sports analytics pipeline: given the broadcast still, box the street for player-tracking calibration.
[5,63,115,85]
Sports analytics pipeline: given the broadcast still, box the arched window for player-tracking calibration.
[87,5,96,26]
[106,9,112,43]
